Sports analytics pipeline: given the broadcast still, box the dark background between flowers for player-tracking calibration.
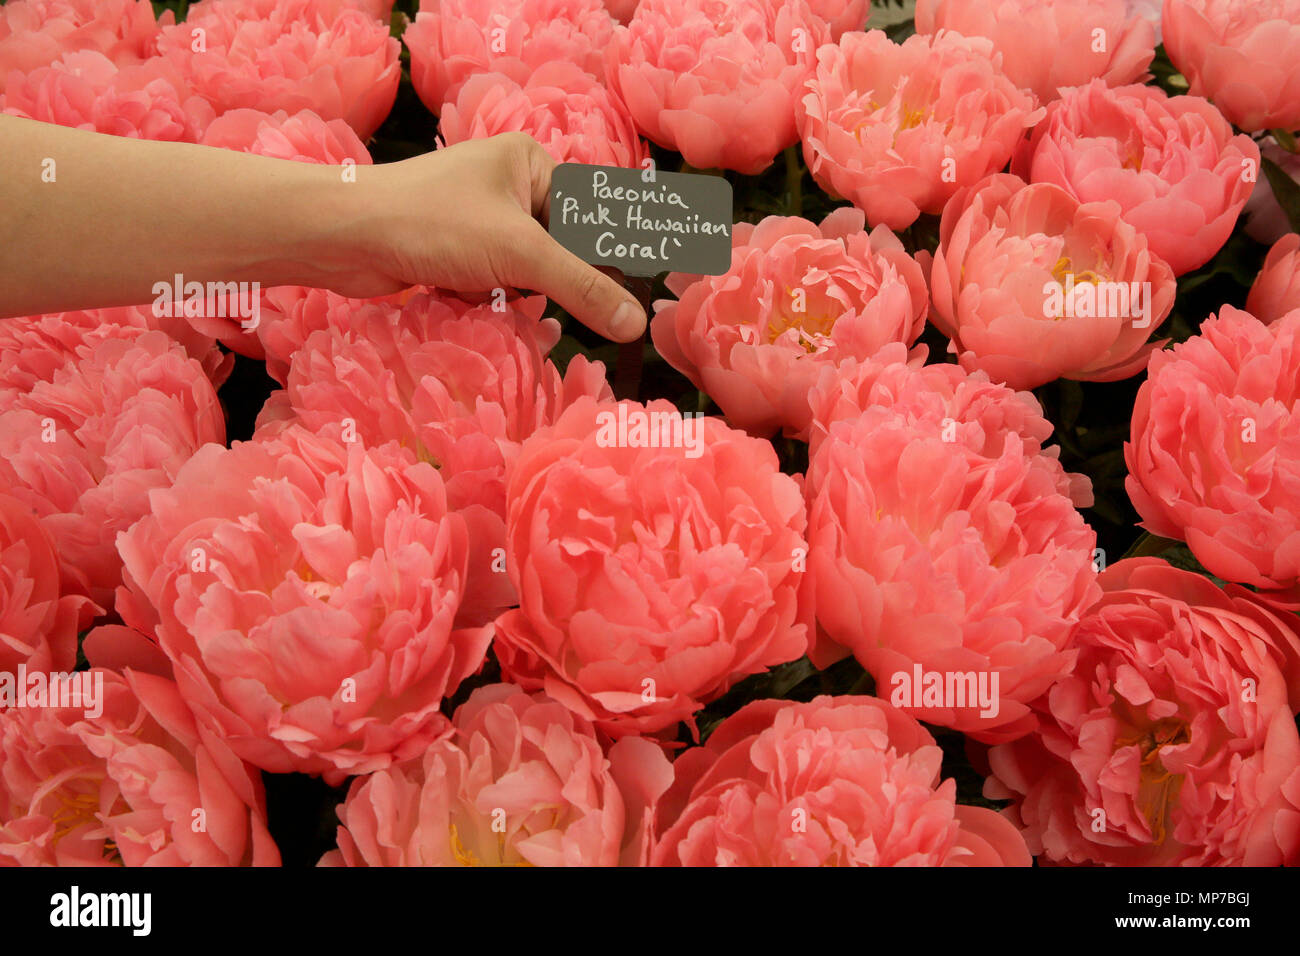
[132,0,1300,864]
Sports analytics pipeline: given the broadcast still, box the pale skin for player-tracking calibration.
[0,115,648,341]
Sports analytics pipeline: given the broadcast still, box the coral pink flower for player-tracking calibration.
[155,0,400,139]
[652,696,1032,866]
[915,0,1156,104]
[807,0,870,38]
[200,107,372,165]
[405,0,616,113]
[651,207,929,438]
[115,426,493,784]
[439,62,645,167]
[606,0,827,174]
[322,684,674,866]
[987,558,1300,866]
[0,666,279,866]
[928,173,1176,390]
[494,397,810,739]
[253,292,612,625]
[1126,306,1300,591]
[1012,80,1260,276]
[0,329,225,607]
[797,29,1042,230]
[1163,0,1300,133]
[806,404,1100,741]
[1,50,214,141]
[0,0,169,95]
[1247,233,1300,326]
[0,491,96,675]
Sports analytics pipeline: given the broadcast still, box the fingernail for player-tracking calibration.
[610,301,644,341]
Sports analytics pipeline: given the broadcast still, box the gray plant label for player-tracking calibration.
[548,163,734,278]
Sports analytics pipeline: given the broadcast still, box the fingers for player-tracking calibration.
[509,220,647,342]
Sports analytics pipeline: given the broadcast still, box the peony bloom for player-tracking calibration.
[928,173,1176,390]
[254,292,612,625]
[1125,305,1300,591]
[322,684,674,866]
[1013,80,1259,276]
[797,29,1042,230]
[115,426,493,784]
[200,107,372,165]
[0,491,96,675]
[0,666,280,866]
[154,0,400,139]
[651,207,929,438]
[493,397,810,739]
[652,696,1032,866]
[1247,233,1300,326]
[0,0,168,95]
[438,62,646,167]
[1163,0,1300,134]
[0,328,225,607]
[806,403,1101,741]
[986,558,1300,866]
[1,50,214,141]
[914,0,1156,104]
[405,0,616,113]
[807,0,869,38]
[606,0,827,174]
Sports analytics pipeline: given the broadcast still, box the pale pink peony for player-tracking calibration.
[154,0,400,139]
[806,404,1101,741]
[1012,80,1260,276]
[0,666,279,866]
[493,397,810,739]
[986,558,1300,866]
[405,0,616,113]
[115,425,493,784]
[322,683,674,866]
[807,0,870,38]
[1163,0,1300,133]
[0,328,225,607]
[928,173,1176,390]
[1244,137,1300,246]
[438,62,646,167]
[1248,233,1300,325]
[1,50,215,141]
[606,0,827,174]
[651,207,929,438]
[253,292,613,625]
[1125,305,1300,591]
[0,0,169,95]
[652,696,1032,866]
[915,0,1156,104]
[0,491,96,675]
[797,29,1042,230]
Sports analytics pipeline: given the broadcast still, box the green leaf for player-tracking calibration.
[1262,156,1300,235]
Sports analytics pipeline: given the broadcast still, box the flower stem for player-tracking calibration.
[784,145,803,217]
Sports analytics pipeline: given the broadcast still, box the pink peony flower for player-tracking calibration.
[915,0,1156,104]
[606,0,827,174]
[0,666,279,866]
[405,0,616,113]
[807,0,870,38]
[652,696,1032,866]
[651,207,929,438]
[1125,305,1300,591]
[1163,0,1300,134]
[1012,80,1260,276]
[154,0,400,139]
[806,403,1101,741]
[928,173,1176,390]
[797,29,1043,230]
[253,292,613,625]
[200,106,372,165]
[493,397,811,739]
[1,50,215,141]
[0,328,225,607]
[986,558,1300,866]
[0,491,96,675]
[115,425,493,784]
[321,683,674,866]
[439,62,646,167]
[1247,233,1300,325]
[0,0,169,95]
